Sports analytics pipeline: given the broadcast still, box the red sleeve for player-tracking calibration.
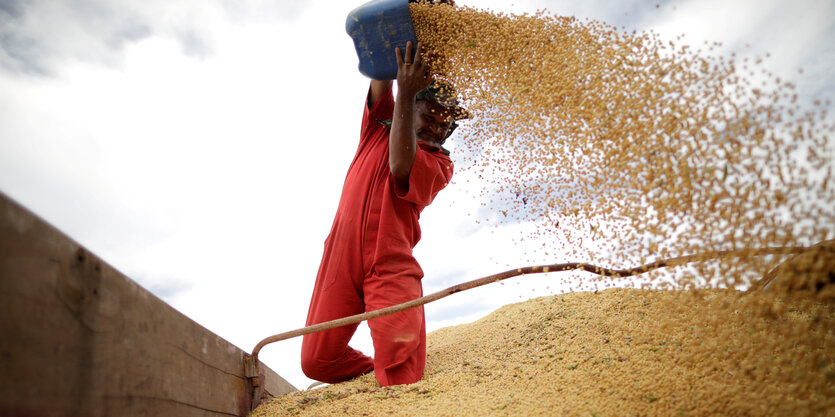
[360,84,394,141]
[394,145,454,207]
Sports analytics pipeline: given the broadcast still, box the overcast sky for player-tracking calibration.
[1,0,832,389]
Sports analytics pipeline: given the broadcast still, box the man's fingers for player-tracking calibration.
[395,46,403,66]
[404,41,414,63]
[413,42,423,66]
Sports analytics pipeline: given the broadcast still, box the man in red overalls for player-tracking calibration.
[300,41,469,387]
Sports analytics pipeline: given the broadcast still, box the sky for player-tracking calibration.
[1,0,833,390]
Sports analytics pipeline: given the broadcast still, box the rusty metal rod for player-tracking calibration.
[249,245,805,360]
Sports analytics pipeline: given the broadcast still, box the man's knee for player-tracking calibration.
[300,353,329,381]
[300,340,339,382]
[300,344,373,383]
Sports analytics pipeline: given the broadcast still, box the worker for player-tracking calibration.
[300,40,470,386]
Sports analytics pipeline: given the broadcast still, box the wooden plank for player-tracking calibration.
[0,192,296,417]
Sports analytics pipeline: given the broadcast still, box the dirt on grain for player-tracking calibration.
[252,288,834,416]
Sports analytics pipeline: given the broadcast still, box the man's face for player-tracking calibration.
[413,99,454,146]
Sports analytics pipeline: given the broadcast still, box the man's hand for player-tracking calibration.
[395,41,431,98]
[389,41,431,188]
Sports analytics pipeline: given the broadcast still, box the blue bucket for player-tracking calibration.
[345,0,418,81]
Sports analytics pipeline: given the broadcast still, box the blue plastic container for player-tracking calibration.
[346,0,418,80]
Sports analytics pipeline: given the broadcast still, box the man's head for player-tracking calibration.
[413,80,471,147]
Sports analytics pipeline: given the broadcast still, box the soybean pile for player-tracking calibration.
[252,289,834,416]
[410,2,833,292]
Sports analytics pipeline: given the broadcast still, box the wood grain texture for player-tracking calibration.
[0,192,296,417]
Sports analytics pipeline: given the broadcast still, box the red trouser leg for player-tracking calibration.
[364,272,426,386]
[301,250,374,383]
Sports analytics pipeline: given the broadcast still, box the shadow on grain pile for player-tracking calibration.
[252,288,834,417]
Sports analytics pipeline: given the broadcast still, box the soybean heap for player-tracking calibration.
[255,289,832,416]
[255,2,833,416]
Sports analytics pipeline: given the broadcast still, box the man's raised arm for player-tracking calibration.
[369,80,392,108]
[389,41,432,185]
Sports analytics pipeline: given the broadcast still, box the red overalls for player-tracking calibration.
[300,84,453,386]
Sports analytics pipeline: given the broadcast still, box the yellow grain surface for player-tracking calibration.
[252,289,834,417]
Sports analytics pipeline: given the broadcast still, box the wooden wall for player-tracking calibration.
[0,192,296,416]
